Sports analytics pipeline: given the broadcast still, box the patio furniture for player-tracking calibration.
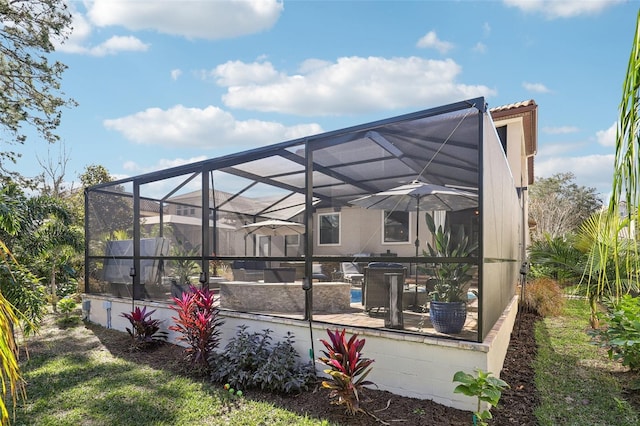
[263,267,296,283]
[363,262,406,313]
[231,260,268,281]
[340,262,364,285]
[312,263,329,281]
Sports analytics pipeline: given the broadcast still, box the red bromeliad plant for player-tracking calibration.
[121,306,168,349]
[169,286,224,367]
[317,328,375,415]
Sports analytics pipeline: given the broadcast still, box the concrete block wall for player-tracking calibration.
[82,294,518,412]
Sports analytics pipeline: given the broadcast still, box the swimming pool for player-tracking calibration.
[350,287,476,304]
[350,288,362,304]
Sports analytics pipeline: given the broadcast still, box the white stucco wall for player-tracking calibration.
[82,293,518,412]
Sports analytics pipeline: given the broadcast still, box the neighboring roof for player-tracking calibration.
[490,100,538,185]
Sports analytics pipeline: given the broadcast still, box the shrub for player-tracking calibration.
[209,325,314,394]
[56,297,80,326]
[57,297,76,316]
[121,306,168,350]
[520,277,564,317]
[453,369,509,426]
[592,294,640,370]
[317,328,375,415]
[169,286,224,368]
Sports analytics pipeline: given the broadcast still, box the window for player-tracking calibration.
[285,234,299,246]
[318,212,340,245]
[383,210,410,243]
[176,205,195,216]
[496,125,507,154]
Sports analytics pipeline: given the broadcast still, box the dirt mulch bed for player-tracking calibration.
[72,309,539,426]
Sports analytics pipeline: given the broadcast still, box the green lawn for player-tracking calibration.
[13,299,640,425]
[534,298,640,425]
[14,318,333,426]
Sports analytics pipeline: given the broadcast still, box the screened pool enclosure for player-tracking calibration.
[85,97,523,343]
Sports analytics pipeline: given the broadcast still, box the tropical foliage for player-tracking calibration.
[421,212,478,302]
[592,295,640,371]
[453,369,509,426]
[317,328,375,415]
[121,306,168,350]
[576,212,638,328]
[527,233,584,284]
[169,287,224,367]
[587,10,640,323]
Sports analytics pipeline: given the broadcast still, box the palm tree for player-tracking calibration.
[586,10,640,321]
[0,197,27,425]
[576,212,637,328]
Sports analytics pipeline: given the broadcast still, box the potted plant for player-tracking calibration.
[422,212,478,334]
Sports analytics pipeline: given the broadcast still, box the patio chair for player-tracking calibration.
[340,262,364,285]
[312,263,329,281]
[363,262,406,313]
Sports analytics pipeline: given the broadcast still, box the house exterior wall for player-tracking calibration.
[82,293,518,412]
[313,207,422,257]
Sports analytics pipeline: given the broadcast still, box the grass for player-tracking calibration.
[534,298,640,425]
[14,316,333,426]
[12,300,640,425]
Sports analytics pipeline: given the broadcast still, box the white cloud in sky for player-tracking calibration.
[213,57,496,116]
[171,69,183,81]
[211,60,283,86]
[596,122,617,146]
[123,156,208,174]
[503,0,624,19]
[416,31,454,53]
[87,0,283,40]
[473,42,487,53]
[483,22,491,36]
[103,105,323,148]
[542,126,579,134]
[56,6,150,56]
[536,153,614,195]
[523,82,551,93]
[89,36,150,56]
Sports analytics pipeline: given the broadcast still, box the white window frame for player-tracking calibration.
[381,210,411,245]
[318,212,341,246]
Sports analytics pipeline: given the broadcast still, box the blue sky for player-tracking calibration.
[13,0,637,200]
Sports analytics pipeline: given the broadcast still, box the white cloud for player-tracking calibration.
[213,56,496,116]
[503,0,624,19]
[536,153,614,196]
[55,6,149,56]
[88,36,149,56]
[596,122,617,146]
[473,42,487,53]
[103,105,323,148]
[523,81,551,93]
[482,22,491,36]
[87,0,283,40]
[212,61,283,86]
[542,126,579,134]
[416,31,454,53]
[171,69,183,81]
[124,156,208,173]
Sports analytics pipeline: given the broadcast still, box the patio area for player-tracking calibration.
[84,96,536,410]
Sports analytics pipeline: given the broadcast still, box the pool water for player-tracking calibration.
[350,288,476,304]
[350,288,362,304]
